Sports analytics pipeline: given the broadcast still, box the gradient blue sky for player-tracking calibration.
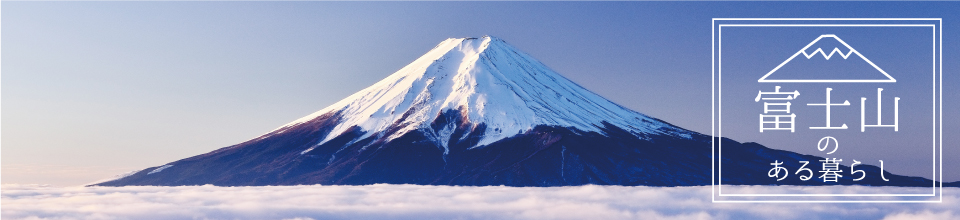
[3,2,958,186]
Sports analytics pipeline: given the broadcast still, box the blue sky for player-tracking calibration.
[3,2,958,186]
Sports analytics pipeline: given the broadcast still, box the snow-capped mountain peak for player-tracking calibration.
[272,36,691,152]
[96,36,935,188]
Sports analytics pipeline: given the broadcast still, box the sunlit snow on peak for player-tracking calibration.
[268,36,692,151]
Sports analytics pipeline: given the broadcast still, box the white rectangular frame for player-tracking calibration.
[711,18,942,203]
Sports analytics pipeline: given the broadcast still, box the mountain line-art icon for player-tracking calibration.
[758,34,896,83]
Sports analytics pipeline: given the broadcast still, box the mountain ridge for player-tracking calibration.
[93,36,941,187]
[262,35,691,151]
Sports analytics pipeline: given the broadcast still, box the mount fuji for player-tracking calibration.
[94,36,937,187]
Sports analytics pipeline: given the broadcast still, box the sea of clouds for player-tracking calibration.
[2,184,957,220]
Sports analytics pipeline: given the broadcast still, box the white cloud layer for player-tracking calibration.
[2,184,957,220]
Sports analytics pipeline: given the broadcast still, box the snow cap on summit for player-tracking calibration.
[272,36,692,150]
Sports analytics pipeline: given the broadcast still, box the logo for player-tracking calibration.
[759,34,896,83]
[712,18,942,203]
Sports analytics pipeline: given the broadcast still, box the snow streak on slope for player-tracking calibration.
[270,36,691,153]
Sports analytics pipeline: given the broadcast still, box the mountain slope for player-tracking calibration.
[94,36,936,187]
[273,36,692,150]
